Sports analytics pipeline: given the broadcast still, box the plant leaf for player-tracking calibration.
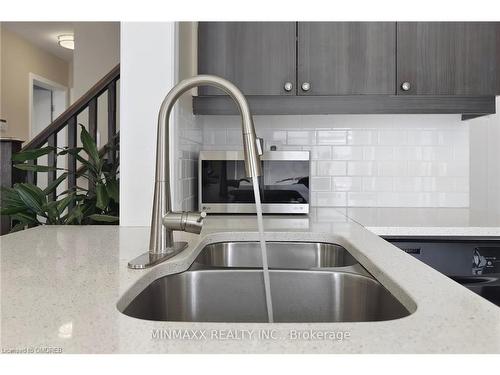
[80,200,96,217]
[11,211,38,224]
[80,125,100,165]
[87,214,119,222]
[56,194,75,214]
[74,154,98,175]
[65,205,83,224]
[43,201,60,224]
[12,147,55,162]
[0,205,29,216]
[95,183,109,210]
[10,222,28,233]
[58,147,83,156]
[13,183,46,214]
[106,179,119,202]
[43,173,68,196]
[13,164,60,172]
[1,187,23,206]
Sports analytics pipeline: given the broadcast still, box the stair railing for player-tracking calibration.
[0,64,120,234]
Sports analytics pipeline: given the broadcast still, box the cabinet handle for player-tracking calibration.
[284,82,293,92]
[301,82,311,92]
[401,81,411,91]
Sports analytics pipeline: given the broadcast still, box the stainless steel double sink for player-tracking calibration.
[120,241,411,323]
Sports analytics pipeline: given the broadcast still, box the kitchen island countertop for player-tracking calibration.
[323,207,500,237]
[1,213,499,353]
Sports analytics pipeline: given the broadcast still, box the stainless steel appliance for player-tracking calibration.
[199,150,310,214]
[386,236,500,306]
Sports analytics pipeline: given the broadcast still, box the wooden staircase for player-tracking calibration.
[0,64,120,234]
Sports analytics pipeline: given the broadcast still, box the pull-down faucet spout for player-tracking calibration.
[128,75,263,269]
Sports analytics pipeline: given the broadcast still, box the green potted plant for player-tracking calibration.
[1,125,119,232]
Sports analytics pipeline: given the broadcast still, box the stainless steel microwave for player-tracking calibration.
[199,150,310,214]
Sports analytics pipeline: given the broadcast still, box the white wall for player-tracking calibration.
[72,22,120,148]
[469,96,500,223]
[72,22,120,101]
[120,22,202,226]
[0,25,69,141]
[120,22,177,226]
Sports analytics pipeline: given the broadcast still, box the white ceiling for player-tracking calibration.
[2,22,74,62]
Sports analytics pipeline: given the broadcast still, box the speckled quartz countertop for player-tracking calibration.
[1,213,499,354]
[333,207,500,237]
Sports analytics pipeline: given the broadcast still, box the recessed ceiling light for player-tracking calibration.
[57,34,74,50]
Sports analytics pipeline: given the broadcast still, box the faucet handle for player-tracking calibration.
[256,137,264,156]
[163,211,206,235]
[197,211,207,223]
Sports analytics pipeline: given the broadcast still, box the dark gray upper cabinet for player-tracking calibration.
[197,22,296,96]
[298,22,396,95]
[397,22,498,95]
[195,22,498,117]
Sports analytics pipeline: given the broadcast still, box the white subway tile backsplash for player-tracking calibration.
[315,207,348,221]
[347,161,374,176]
[438,129,468,147]
[271,130,287,142]
[347,130,376,145]
[332,146,363,160]
[422,146,453,161]
[377,161,408,177]
[332,177,363,192]
[204,129,226,145]
[264,130,287,149]
[317,161,347,176]
[362,177,393,191]
[311,177,331,191]
[348,192,378,207]
[199,114,469,208]
[394,146,423,161]
[378,130,407,145]
[310,161,318,176]
[227,129,243,146]
[394,177,423,192]
[363,146,394,161]
[177,115,203,211]
[317,130,347,145]
[407,130,438,145]
[437,161,468,177]
[288,130,315,145]
[310,145,332,160]
[408,161,434,177]
[437,192,469,207]
[422,177,457,192]
[316,192,347,206]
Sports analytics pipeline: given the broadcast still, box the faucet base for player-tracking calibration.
[127,242,188,269]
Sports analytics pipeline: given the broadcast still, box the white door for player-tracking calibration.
[32,86,53,139]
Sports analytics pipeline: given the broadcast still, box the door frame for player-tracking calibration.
[28,73,69,140]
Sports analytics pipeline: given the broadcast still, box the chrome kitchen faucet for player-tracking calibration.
[128,75,263,269]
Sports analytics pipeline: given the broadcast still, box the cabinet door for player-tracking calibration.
[197,22,296,96]
[397,22,497,95]
[297,22,396,95]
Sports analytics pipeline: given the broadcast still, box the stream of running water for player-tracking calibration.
[252,176,274,323]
